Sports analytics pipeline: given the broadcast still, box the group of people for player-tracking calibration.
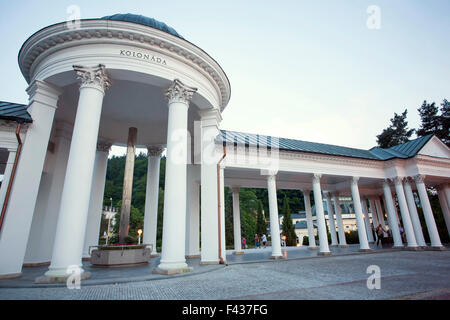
[374,223,408,247]
[241,234,268,249]
[254,234,267,248]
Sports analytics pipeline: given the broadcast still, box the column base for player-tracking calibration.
[338,244,349,248]
[426,246,446,251]
[152,266,193,275]
[185,254,200,259]
[269,255,285,260]
[0,272,22,280]
[35,271,91,284]
[22,261,50,267]
[308,246,318,250]
[358,248,373,253]
[82,257,90,261]
[317,251,332,256]
[233,251,245,255]
[151,253,161,258]
[200,260,219,265]
[404,246,421,251]
[330,244,339,247]
[392,245,405,250]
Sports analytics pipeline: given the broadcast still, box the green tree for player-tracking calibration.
[440,99,450,146]
[281,196,297,246]
[417,99,449,147]
[110,200,144,244]
[376,109,414,148]
[417,100,440,137]
[256,200,267,236]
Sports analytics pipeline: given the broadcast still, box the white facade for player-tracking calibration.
[0,15,449,281]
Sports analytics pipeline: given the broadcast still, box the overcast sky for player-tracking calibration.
[1,0,449,157]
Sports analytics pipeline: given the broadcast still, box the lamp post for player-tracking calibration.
[137,229,143,245]
[106,197,113,245]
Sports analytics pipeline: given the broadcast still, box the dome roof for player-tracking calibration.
[101,14,183,39]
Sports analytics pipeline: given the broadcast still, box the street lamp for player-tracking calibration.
[137,229,143,245]
[106,197,113,245]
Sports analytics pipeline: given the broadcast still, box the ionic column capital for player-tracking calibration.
[97,141,112,153]
[393,176,405,185]
[312,173,322,183]
[232,186,240,193]
[414,174,426,184]
[147,145,165,157]
[165,79,197,105]
[324,192,333,199]
[73,64,111,92]
[351,176,360,185]
[383,179,393,187]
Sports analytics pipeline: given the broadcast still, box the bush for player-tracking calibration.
[344,231,360,244]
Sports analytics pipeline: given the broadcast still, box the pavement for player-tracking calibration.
[0,244,449,300]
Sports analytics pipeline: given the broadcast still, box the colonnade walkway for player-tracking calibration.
[2,243,441,288]
[226,243,397,264]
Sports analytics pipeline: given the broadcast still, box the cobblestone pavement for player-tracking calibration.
[0,250,449,300]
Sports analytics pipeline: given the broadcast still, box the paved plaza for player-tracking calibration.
[0,245,449,300]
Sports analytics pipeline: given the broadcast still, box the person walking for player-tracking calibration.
[261,234,267,248]
[254,234,260,248]
[375,225,387,247]
[398,223,406,244]
[242,236,246,249]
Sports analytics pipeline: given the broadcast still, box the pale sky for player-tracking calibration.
[1,0,449,157]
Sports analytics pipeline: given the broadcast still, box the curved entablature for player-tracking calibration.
[18,18,231,111]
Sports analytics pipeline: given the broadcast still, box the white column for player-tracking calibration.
[42,65,110,281]
[368,197,379,228]
[232,187,243,254]
[361,198,375,243]
[143,146,163,256]
[444,185,450,212]
[303,190,317,249]
[403,178,426,247]
[199,109,222,265]
[415,175,444,249]
[0,148,17,210]
[350,177,371,251]
[382,181,403,247]
[82,141,111,258]
[437,185,450,238]
[393,177,418,248]
[312,174,331,255]
[325,192,338,246]
[156,79,197,274]
[375,198,388,237]
[0,80,61,278]
[333,194,348,247]
[219,164,226,263]
[24,122,72,265]
[267,174,282,258]
[185,165,200,258]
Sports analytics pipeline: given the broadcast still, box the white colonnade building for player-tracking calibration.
[0,14,449,281]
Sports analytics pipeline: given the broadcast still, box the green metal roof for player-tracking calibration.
[101,14,183,39]
[0,101,32,123]
[220,130,434,161]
